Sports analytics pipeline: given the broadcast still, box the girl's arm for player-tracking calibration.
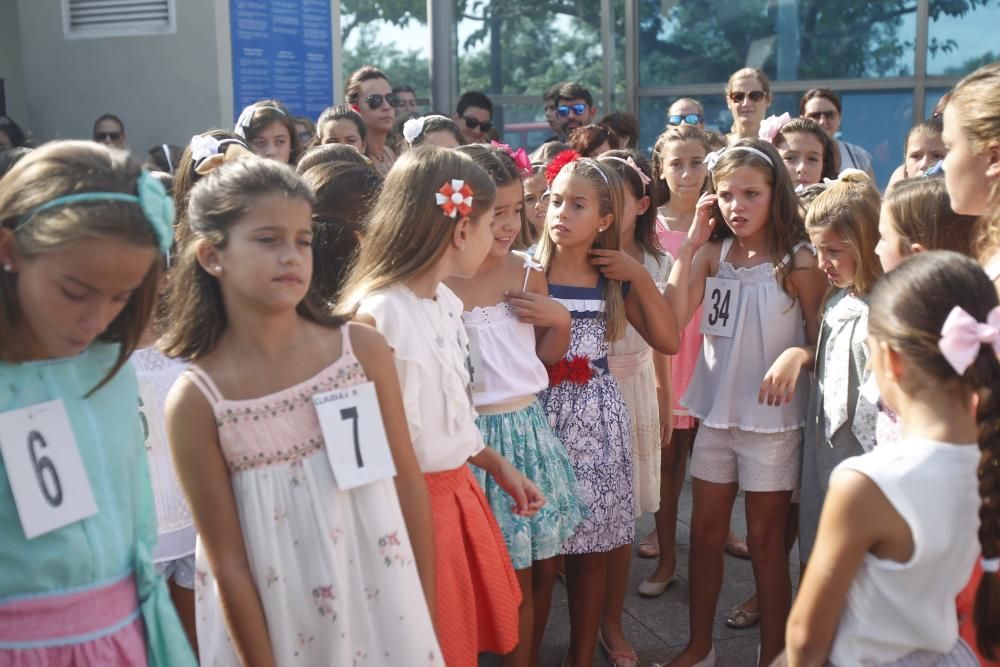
[507,268,571,365]
[166,378,277,667]
[664,193,718,328]
[653,351,674,449]
[468,447,546,517]
[785,470,903,666]
[350,323,436,619]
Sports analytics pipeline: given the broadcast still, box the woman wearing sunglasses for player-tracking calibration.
[725,68,771,144]
[345,65,398,178]
[666,98,705,130]
[799,88,875,178]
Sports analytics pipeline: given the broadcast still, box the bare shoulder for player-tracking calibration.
[791,245,819,270]
[345,322,394,380]
[165,372,216,437]
[526,262,550,294]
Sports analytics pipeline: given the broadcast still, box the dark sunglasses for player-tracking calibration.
[94,131,122,142]
[668,113,702,126]
[462,116,492,133]
[363,93,398,110]
[728,90,767,104]
[557,103,588,117]
[805,109,838,121]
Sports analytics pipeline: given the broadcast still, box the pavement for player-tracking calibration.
[482,475,802,666]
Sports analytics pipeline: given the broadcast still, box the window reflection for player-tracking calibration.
[927,2,1000,76]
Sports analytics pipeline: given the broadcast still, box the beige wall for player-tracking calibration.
[14,0,232,157]
[0,0,28,129]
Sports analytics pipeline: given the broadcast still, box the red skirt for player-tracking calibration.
[425,466,521,666]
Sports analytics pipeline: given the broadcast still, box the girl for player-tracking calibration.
[0,141,194,665]
[402,115,464,149]
[725,68,771,143]
[344,66,397,177]
[660,139,827,667]
[887,118,948,188]
[537,153,679,667]
[234,99,301,165]
[522,163,547,241]
[161,159,441,665]
[599,149,674,667]
[941,62,1000,286]
[316,105,367,151]
[784,251,997,665]
[798,172,882,567]
[773,118,840,188]
[337,146,543,667]
[446,144,585,667]
[640,124,711,594]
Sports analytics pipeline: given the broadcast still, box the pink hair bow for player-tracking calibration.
[491,140,533,176]
[758,112,792,144]
[938,305,1000,375]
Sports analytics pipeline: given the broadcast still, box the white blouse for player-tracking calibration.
[358,284,485,473]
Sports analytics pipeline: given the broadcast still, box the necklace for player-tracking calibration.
[408,287,449,347]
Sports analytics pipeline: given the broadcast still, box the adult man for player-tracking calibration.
[453,91,493,144]
[553,82,597,141]
[392,84,419,119]
[666,98,705,129]
[92,113,127,149]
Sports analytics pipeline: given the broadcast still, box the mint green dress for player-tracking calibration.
[0,343,196,665]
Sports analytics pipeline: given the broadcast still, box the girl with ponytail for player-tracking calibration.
[784,250,998,665]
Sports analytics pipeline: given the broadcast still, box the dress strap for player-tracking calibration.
[781,241,816,265]
[340,323,356,360]
[719,237,734,263]
[184,365,224,405]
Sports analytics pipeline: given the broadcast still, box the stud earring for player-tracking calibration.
[213,266,222,274]
[2,264,11,272]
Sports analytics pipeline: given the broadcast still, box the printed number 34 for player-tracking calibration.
[708,287,731,327]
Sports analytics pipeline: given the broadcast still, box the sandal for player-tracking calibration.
[636,532,660,559]
[598,631,638,667]
[725,605,760,629]
[724,535,750,560]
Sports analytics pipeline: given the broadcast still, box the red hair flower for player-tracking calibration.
[435,179,474,218]
[545,149,580,185]
[545,355,594,386]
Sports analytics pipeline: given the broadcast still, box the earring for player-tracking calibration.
[213,266,222,274]
[2,264,11,272]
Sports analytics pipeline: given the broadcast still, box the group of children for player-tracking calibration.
[0,61,999,667]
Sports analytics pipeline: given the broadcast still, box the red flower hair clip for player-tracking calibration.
[546,355,594,386]
[545,149,580,185]
[435,179,474,218]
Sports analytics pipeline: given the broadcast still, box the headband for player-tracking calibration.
[161,144,174,174]
[578,158,609,185]
[704,146,774,172]
[17,170,174,254]
[602,155,651,190]
[234,104,287,138]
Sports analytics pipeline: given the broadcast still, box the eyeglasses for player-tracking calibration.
[728,90,767,104]
[557,103,588,117]
[94,131,122,142]
[805,110,838,121]
[363,93,398,110]
[462,116,492,133]
[668,114,702,126]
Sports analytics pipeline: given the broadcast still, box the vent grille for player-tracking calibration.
[63,0,175,39]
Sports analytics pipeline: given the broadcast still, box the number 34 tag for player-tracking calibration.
[700,277,741,338]
[0,400,98,539]
[313,382,397,490]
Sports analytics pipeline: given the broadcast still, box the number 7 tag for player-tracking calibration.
[700,277,740,338]
[313,382,397,490]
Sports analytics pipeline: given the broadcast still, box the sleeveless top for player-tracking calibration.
[682,237,810,432]
[462,302,549,407]
[829,438,980,665]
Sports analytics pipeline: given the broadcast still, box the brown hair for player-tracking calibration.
[0,141,161,387]
[804,171,882,297]
[865,250,1000,659]
[160,159,316,360]
[336,147,496,314]
[344,65,389,105]
[651,124,711,205]
[568,124,620,157]
[236,99,302,165]
[775,117,841,182]
[884,177,975,257]
[902,117,945,178]
[530,141,571,164]
[410,115,464,148]
[599,112,639,149]
[799,88,842,115]
[727,68,771,97]
[535,157,628,341]
[600,149,662,259]
[709,138,806,293]
[456,144,531,248]
[296,143,371,173]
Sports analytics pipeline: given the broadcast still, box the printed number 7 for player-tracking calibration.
[340,407,363,468]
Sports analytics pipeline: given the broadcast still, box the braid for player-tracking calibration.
[974,353,1000,658]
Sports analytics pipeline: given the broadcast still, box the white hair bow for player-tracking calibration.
[190,134,221,163]
[402,116,426,145]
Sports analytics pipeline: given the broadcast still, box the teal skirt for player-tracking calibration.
[471,400,588,569]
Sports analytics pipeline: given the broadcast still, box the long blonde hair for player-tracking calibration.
[336,146,496,314]
[535,157,628,341]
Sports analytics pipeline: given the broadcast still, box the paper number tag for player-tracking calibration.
[700,277,741,338]
[0,400,98,539]
[466,327,486,395]
[313,382,396,490]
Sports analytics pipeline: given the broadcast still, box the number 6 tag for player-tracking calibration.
[700,277,741,338]
[0,400,98,539]
[313,382,396,490]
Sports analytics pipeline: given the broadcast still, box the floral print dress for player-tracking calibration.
[185,325,441,666]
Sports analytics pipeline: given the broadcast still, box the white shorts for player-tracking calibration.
[690,425,802,492]
[155,554,196,590]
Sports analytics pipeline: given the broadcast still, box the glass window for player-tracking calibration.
[927,2,1000,76]
[341,6,430,101]
[924,87,951,120]
[638,0,916,85]
[494,101,558,152]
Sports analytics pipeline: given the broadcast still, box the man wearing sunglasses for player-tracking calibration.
[553,82,597,141]
[453,91,494,144]
[666,98,705,129]
[92,113,127,150]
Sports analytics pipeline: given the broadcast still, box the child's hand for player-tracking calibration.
[759,348,808,406]
[657,388,674,450]
[505,291,570,329]
[688,193,718,250]
[589,248,645,283]
[492,458,546,517]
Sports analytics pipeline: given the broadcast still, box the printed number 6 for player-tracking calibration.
[340,407,363,468]
[28,430,63,507]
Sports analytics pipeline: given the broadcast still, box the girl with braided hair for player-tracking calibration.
[784,250,999,665]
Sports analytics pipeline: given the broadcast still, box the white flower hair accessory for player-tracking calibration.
[758,112,792,144]
[190,134,221,163]
[402,116,426,145]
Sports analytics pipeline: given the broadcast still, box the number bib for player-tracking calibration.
[313,382,396,490]
[0,400,98,539]
[700,277,741,338]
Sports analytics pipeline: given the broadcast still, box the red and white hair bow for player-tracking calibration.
[435,179,474,218]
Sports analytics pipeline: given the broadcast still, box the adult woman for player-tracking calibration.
[344,65,397,177]
[725,68,771,143]
[800,88,875,178]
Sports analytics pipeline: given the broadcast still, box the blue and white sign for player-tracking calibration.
[229,0,333,120]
